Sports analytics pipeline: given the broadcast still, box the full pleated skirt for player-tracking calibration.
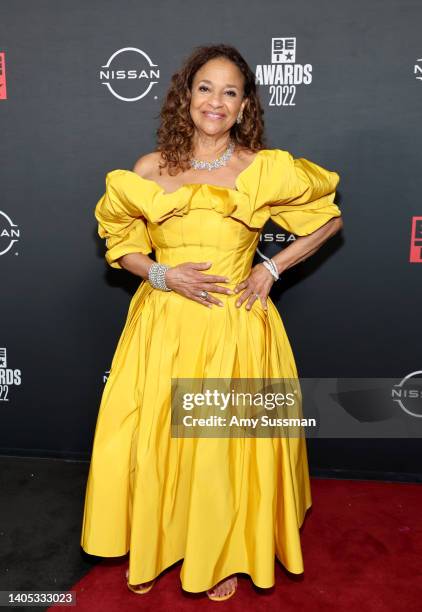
[80,280,312,592]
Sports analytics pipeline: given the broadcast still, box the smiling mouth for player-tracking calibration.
[203,111,225,119]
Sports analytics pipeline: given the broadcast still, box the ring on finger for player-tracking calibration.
[199,290,209,300]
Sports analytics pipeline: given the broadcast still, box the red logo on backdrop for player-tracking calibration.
[409,216,422,263]
[0,52,7,100]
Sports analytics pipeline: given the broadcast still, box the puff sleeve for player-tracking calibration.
[267,150,342,235]
[94,171,153,269]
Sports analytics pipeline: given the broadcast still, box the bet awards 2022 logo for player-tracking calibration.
[0,348,22,402]
[99,47,160,102]
[0,210,20,258]
[255,37,313,106]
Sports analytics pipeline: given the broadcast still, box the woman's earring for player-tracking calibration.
[236,110,243,124]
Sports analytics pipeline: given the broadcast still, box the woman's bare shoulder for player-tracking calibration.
[234,146,264,172]
[132,151,164,179]
[235,146,258,160]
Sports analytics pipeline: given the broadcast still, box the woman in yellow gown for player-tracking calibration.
[80,44,343,601]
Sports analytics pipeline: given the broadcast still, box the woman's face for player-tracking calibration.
[189,57,247,138]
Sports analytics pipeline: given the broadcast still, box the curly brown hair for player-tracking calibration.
[155,44,266,176]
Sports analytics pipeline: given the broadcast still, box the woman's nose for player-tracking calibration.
[209,93,224,106]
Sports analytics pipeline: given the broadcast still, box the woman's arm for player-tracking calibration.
[117,253,233,309]
[271,216,343,275]
[117,252,155,279]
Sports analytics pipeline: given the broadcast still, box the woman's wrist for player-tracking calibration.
[148,262,173,291]
[256,248,280,280]
[271,255,286,276]
[259,262,277,283]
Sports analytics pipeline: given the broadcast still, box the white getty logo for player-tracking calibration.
[255,37,313,106]
[100,47,160,102]
[0,210,20,258]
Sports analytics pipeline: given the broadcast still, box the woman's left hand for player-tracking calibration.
[233,263,276,311]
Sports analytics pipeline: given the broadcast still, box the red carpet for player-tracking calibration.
[50,478,422,611]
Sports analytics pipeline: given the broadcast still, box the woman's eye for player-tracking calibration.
[197,85,236,96]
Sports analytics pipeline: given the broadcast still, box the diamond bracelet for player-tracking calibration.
[256,248,280,281]
[148,262,172,291]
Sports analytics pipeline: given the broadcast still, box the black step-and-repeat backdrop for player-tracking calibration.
[1,1,421,478]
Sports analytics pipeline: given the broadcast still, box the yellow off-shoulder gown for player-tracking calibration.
[80,148,342,592]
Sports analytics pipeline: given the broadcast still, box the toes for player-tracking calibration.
[208,576,237,598]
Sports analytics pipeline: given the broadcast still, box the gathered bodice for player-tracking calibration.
[94,148,342,282]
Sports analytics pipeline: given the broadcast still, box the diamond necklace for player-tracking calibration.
[190,140,235,172]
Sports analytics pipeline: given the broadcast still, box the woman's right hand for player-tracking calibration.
[163,261,233,308]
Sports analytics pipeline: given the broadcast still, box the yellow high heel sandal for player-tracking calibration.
[125,569,155,594]
[206,576,238,602]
